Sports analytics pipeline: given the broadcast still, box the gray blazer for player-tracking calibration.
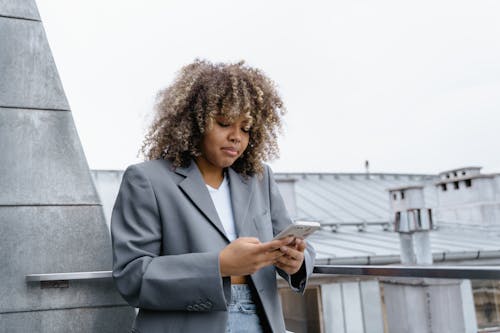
[111,159,315,333]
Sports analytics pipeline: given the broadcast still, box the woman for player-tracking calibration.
[111,60,315,333]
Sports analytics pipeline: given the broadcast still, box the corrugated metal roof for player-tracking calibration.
[90,170,500,265]
[275,172,500,264]
[308,225,500,265]
[276,173,438,223]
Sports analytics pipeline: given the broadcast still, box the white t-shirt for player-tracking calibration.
[206,175,237,241]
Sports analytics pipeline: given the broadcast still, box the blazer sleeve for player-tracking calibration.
[266,166,316,293]
[110,164,229,311]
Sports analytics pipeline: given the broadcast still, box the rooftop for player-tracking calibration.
[91,169,500,266]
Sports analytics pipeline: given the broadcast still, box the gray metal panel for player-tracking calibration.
[331,232,401,252]
[0,306,135,333]
[342,282,365,333]
[321,283,345,333]
[295,187,349,221]
[314,231,399,254]
[307,226,500,264]
[298,180,373,221]
[0,206,115,313]
[0,18,69,110]
[433,231,500,249]
[311,243,367,259]
[0,0,40,20]
[309,229,400,264]
[321,177,389,218]
[434,230,493,244]
[0,109,99,204]
[383,284,430,333]
[348,177,396,203]
[460,280,478,332]
[360,280,384,333]
[312,237,380,256]
[427,281,467,332]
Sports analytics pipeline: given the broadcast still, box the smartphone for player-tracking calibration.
[273,221,321,240]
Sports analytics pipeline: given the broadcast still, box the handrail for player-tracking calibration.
[26,265,500,282]
[313,265,500,280]
[25,271,112,282]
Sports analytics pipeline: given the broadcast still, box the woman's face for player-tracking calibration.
[197,114,251,172]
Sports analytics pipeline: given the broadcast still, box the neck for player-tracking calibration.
[195,157,224,188]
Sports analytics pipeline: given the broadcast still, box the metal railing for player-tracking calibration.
[26,271,112,282]
[313,265,500,280]
[26,265,500,283]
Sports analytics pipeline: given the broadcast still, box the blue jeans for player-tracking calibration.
[226,285,264,333]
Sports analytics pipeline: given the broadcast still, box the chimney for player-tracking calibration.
[382,185,477,333]
[389,186,433,265]
[435,166,500,227]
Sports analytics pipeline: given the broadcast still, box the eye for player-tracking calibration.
[216,121,229,127]
[241,127,250,133]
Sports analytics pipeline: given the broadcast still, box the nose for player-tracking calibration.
[229,135,241,144]
[228,126,242,143]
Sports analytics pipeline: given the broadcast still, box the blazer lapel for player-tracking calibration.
[175,162,228,239]
[227,168,254,237]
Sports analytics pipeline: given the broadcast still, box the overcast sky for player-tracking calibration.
[36,0,500,174]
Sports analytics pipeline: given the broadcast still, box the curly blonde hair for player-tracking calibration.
[140,59,286,176]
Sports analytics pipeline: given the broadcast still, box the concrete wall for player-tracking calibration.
[0,1,135,331]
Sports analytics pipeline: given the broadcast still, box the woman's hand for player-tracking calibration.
[219,237,293,277]
[274,238,306,275]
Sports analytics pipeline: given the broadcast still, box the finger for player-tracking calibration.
[274,256,300,270]
[278,236,295,246]
[270,236,294,245]
[274,262,295,272]
[262,249,286,263]
[294,239,307,252]
[280,246,304,261]
[275,262,300,275]
[236,237,261,244]
[251,249,284,268]
[260,238,293,252]
[272,250,286,259]
[259,252,286,268]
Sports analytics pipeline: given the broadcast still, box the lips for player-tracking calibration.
[221,147,238,157]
